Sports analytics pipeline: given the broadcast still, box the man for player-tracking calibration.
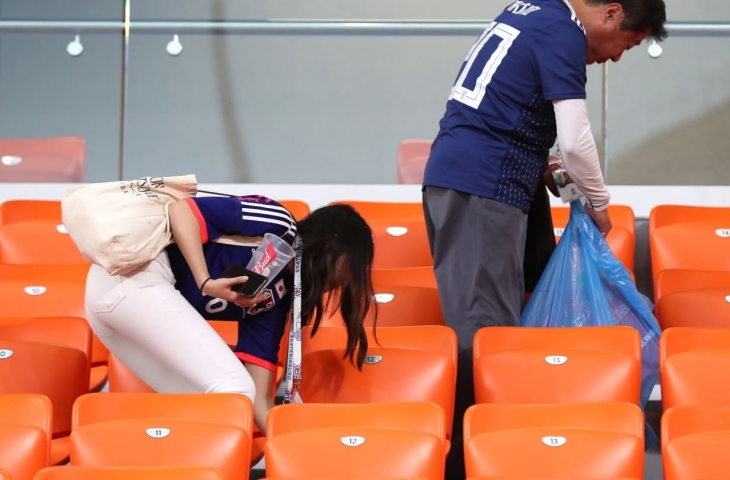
[421,0,667,478]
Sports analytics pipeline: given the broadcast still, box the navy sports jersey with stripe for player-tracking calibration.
[423,0,587,213]
[166,195,297,371]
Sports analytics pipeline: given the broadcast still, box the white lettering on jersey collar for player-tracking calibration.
[506,0,541,15]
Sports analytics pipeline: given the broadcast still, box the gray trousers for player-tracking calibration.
[422,186,528,480]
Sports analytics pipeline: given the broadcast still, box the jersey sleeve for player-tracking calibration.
[185,197,244,243]
[186,195,297,244]
[236,195,297,242]
[530,21,587,101]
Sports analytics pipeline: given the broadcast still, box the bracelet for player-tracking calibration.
[200,277,212,293]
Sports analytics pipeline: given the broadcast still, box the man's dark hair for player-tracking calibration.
[589,0,668,41]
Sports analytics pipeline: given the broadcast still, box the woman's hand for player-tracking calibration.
[201,276,250,302]
[233,292,268,308]
[201,276,268,307]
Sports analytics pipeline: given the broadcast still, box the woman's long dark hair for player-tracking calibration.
[297,204,376,369]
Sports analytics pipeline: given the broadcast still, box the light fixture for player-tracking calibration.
[67,34,83,57]
[647,40,663,59]
[166,34,183,56]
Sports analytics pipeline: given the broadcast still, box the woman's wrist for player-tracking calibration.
[199,277,213,293]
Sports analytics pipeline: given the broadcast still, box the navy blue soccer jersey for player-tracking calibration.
[423,0,588,213]
[166,195,297,372]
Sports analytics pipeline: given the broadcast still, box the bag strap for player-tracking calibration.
[196,189,236,197]
[283,236,303,403]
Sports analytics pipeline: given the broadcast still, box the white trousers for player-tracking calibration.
[85,252,256,402]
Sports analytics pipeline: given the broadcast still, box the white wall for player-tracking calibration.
[1,1,729,184]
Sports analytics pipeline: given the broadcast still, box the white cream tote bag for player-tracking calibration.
[61,174,198,275]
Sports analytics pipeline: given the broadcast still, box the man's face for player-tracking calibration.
[585,4,651,64]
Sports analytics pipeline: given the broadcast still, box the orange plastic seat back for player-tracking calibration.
[302,325,457,367]
[398,140,432,163]
[329,201,424,222]
[299,347,455,440]
[659,327,730,362]
[0,339,88,437]
[465,428,643,479]
[0,317,92,362]
[0,200,88,265]
[609,205,637,237]
[474,327,642,405]
[474,326,642,361]
[70,419,251,480]
[278,200,310,222]
[0,275,107,369]
[105,355,265,466]
[370,285,442,326]
[0,279,86,318]
[464,402,644,441]
[107,353,155,393]
[369,219,432,269]
[73,392,253,434]
[398,155,429,184]
[656,287,730,330]
[475,346,640,405]
[664,431,730,480]
[605,226,635,271]
[552,204,635,237]
[267,402,445,445]
[661,405,730,449]
[661,350,730,411]
[655,269,730,303]
[650,221,730,281]
[207,321,238,349]
[265,427,444,480]
[371,266,437,289]
[0,394,53,464]
[0,200,64,223]
[0,421,48,480]
[649,205,730,235]
[321,285,443,327]
[0,137,85,182]
[397,139,432,185]
[34,466,225,480]
[0,263,90,283]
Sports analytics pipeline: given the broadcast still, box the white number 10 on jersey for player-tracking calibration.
[449,22,521,109]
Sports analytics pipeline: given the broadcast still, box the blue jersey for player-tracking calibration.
[423,0,587,213]
[166,195,297,371]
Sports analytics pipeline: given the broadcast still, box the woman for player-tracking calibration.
[85,194,376,432]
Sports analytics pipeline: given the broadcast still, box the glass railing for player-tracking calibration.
[0,11,728,185]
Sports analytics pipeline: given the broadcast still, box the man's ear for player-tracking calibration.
[603,3,624,24]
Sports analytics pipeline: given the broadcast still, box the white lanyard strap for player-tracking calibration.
[283,236,303,403]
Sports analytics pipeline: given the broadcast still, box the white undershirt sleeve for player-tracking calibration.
[553,98,610,211]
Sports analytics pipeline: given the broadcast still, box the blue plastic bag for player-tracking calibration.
[520,200,661,448]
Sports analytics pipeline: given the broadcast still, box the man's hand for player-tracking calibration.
[585,204,612,237]
[543,154,560,197]
[543,166,560,197]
